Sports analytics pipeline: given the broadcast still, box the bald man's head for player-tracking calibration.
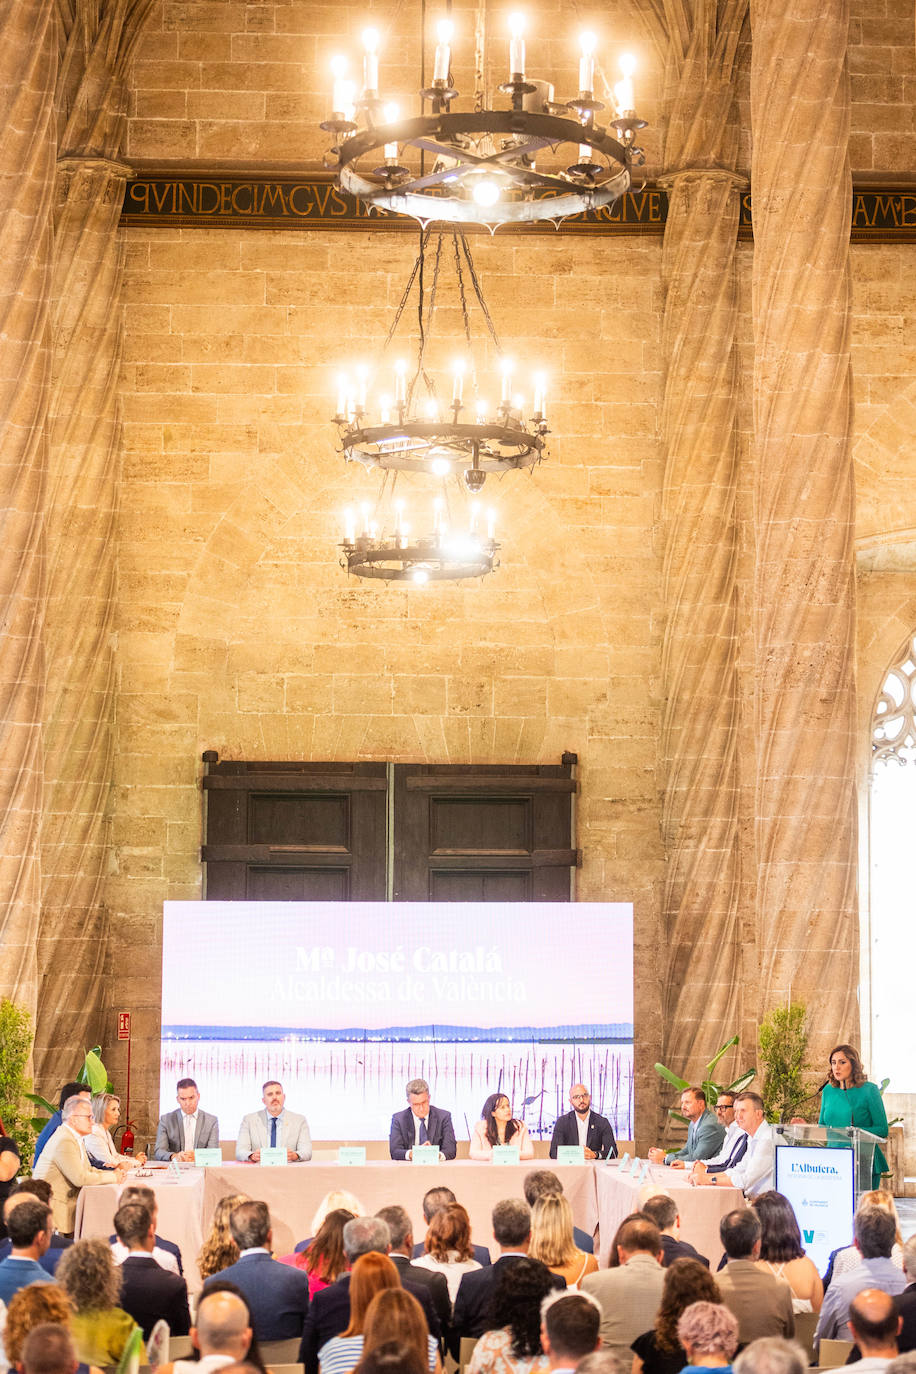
[194,1292,253,1359]
[848,1289,901,1353]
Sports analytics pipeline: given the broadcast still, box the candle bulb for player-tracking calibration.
[500,360,513,405]
[578,31,596,96]
[452,359,465,405]
[476,399,487,424]
[533,372,547,419]
[362,28,380,95]
[330,55,349,118]
[379,393,392,424]
[395,359,407,406]
[361,503,370,535]
[382,103,400,161]
[344,508,355,543]
[336,374,349,418]
[400,521,410,548]
[469,500,479,533]
[578,142,593,164]
[487,507,496,540]
[509,12,526,80]
[433,19,452,83]
[615,52,636,114]
[394,499,405,535]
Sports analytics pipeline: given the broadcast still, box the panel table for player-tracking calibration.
[595,1161,744,1269]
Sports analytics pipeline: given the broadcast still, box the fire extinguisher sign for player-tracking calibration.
[117,1012,131,1041]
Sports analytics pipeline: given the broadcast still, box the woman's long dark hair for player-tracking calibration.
[305,1207,356,1282]
[482,1092,520,1146]
[489,1256,555,1358]
[654,1258,721,1353]
[753,1190,805,1262]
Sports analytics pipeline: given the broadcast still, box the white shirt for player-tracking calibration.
[111,1240,180,1275]
[576,1112,591,1148]
[63,1122,88,1162]
[182,1111,198,1154]
[707,1118,743,1166]
[728,1120,777,1197]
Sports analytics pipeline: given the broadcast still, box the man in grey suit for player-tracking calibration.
[154,1079,220,1162]
[648,1087,725,1166]
[236,1081,312,1162]
[581,1216,666,1361]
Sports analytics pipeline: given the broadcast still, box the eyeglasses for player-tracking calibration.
[715,1104,734,1114]
[571,1093,590,1101]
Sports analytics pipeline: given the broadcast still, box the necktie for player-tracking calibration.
[270,1116,277,1149]
[419,1118,429,1145]
[184,1115,195,1154]
[708,1132,748,1174]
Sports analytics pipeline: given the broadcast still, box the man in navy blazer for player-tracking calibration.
[299,1215,439,1374]
[202,1200,309,1341]
[114,1201,190,1340]
[389,1078,457,1160]
[549,1085,617,1161]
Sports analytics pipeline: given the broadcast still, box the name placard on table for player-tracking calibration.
[259,1147,287,1167]
[194,1148,222,1168]
[492,1145,521,1165]
[411,1145,441,1165]
[338,1147,367,1166]
[557,1145,586,1165]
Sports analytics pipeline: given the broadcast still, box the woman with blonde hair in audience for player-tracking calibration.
[198,1193,251,1281]
[277,1208,355,1297]
[675,1302,739,1374]
[316,1252,400,1374]
[631,1258,721,1374]
[310,1190,364,1236]
[529,1194,597,1290]
[412,1203,481,1302]
[751,1192,823,1313]
[3,1283,104,1374]
[357,1289,441,1372]
[55,1240,139,1367]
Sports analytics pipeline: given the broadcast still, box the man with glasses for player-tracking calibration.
[34,1095,127,1235]
[549,1084,617,1161]
[668,1093,743,1171]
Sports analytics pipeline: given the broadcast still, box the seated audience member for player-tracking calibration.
[826,1193,905,1290]
[524,1172,594,1256]
[314,1252,401,1374]
[632,1257,722,1374]
[529,1195,598,1290]
[201,1200,310,1342]
[715,1210,795,1344]
[375,1206,450,1345]
[55,1237,140,1367]
[413,1202,482,1302]
[816,1207,907,1348]
[32,1100,125,1236]
[1,1184,71,1278]
[676,1301,740,1374]
[670,1096,744,1173]
[0,1201,54,1304]
[156,1287,255,1374]
[353,1337,426,1374]
[467,1256,557,1374]
[641,1195,709,1269]
[846,1290,902,1373]
[5,1285,101,1374]
[235,1081,311,1163]
[293,1190,364,1255]
[20,1323,79,1374]
[649,1090,725,1168]
[751,1192,822,1314]
[183,1280,270,1374]
[31,1086,87,1172]
[541,1291,602,1370]
[86,1095,144,1169]
[110,1183,183,1275]
[154,1078,219,1163]
[451,1200,565,1359]
[604,1214,647,1270]
[389,1079,457,1162]
[280,1207,355,1297]
[469,1094,534,1162]
[113,1202,190,1340]
[690,1094,777,1199]
[549,1085,617,1162]
[581,1218,665,1360]
[359,1289,441,1372]
[413,1187,491,1268]
[733,1337,807,1374]
[896,1236,916,1354]
[197,1194,251,1282]
[301,1215,439,1374]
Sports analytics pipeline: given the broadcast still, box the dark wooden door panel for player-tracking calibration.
[429,869,532,902]
[248,793,350,847]
[246,866,350,901]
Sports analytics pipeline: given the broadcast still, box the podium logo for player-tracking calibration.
[789,1161,840,1175]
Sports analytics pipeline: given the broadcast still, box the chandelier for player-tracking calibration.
[340,485,499,584]
[335,228,548,491]
[321,12,646,228]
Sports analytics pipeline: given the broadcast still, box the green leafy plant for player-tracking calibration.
[654,1035,756,1123]
[0,998,37,1164]
[758,1003,816,1122]
[25,1046,113,1133]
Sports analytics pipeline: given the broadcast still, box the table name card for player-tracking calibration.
[557,1145,586,1165]
[411,1145,441,1165]
[194,1148,222,1168]
[492,1146,521,1165]
[260,1147,287,1167]
[338,1147,367,1166]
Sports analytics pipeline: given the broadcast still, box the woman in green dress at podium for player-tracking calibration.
[819,1044,889,1188]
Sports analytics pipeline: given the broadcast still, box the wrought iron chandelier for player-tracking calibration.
[321,9,646,229]
[340,483,499,584]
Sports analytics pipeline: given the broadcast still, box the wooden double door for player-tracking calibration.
[201,757,576,902]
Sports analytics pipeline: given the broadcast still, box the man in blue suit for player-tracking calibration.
[389,1078,457,1161]
[648,1087,725,1166]
[202,1200,309,1341]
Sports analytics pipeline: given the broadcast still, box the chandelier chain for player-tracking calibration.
[460,233,502,353]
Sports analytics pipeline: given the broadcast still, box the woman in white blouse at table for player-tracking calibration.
[469,1094,534,1162]
[87,1094,145,1167]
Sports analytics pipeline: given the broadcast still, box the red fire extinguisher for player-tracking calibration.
[120,1122,135,1155]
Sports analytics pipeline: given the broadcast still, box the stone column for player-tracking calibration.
[0,0,56,1017]
[656,8,748,1084]
[750,0,858,1054]
[36,0,153,1081]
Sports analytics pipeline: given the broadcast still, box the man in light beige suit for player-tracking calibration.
[34,1095,126,1234]
[581,1216,666,1360]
